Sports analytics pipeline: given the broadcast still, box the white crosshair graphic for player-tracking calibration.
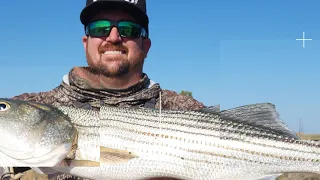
[296,32,312,48]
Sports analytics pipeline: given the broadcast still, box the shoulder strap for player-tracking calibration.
[144,98,156,109]
[72,101,93,110]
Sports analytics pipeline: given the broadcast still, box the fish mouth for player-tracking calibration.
[0,144,35,160]
[0,143,73,166]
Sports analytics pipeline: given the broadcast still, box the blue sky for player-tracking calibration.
[0,0,319,133]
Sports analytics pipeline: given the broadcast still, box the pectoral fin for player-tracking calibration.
[62,160,100,167]
[100,146,138,165]
[59,146,138,167]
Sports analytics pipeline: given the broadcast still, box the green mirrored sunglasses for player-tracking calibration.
[85,20,148,38]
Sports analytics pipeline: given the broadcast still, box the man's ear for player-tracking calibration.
[82,35,88,50]
[142,38,151,55]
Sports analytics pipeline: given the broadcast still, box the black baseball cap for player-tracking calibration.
[80,0,149,34]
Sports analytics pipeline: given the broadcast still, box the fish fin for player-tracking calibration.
[66,130,78,160]
[100,146,138,165]
[62,160,100,167]
[221,103,298,139]
[255,173,283,180]
[31,167,58,175]
[198,105,220,114]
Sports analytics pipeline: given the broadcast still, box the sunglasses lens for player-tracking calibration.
[88,20,111,37]
[118,21,141,37]
[87,20,144,38]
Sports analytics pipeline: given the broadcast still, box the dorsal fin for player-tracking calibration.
[198,105,220,114]
[220,103,298,139]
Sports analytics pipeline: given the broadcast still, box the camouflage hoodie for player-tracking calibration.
[12,67,204,111]
[10,67,205,180]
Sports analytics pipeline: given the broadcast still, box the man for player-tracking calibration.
[8,0,204,179]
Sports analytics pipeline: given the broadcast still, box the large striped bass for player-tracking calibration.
[0,98,319,180]
[0,99,76,167]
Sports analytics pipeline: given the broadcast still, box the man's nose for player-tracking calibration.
[105,27,122,43]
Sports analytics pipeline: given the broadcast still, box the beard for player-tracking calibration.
[86,43,132,77]
[88,54,131,77]
[86,42,146,78]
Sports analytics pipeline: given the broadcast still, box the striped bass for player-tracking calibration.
[0,98,319,180]
[0,98,76,167]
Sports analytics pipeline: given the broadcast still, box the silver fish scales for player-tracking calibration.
[0,98,318,180]
[41,103,319,180]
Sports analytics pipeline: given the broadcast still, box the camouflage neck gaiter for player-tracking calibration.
[60,67,161,108]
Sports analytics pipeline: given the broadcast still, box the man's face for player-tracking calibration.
[82,10,151,77]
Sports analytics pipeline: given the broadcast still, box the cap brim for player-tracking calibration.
[80,1,149,27]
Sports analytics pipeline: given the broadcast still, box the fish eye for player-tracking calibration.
[0,102,10,112]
